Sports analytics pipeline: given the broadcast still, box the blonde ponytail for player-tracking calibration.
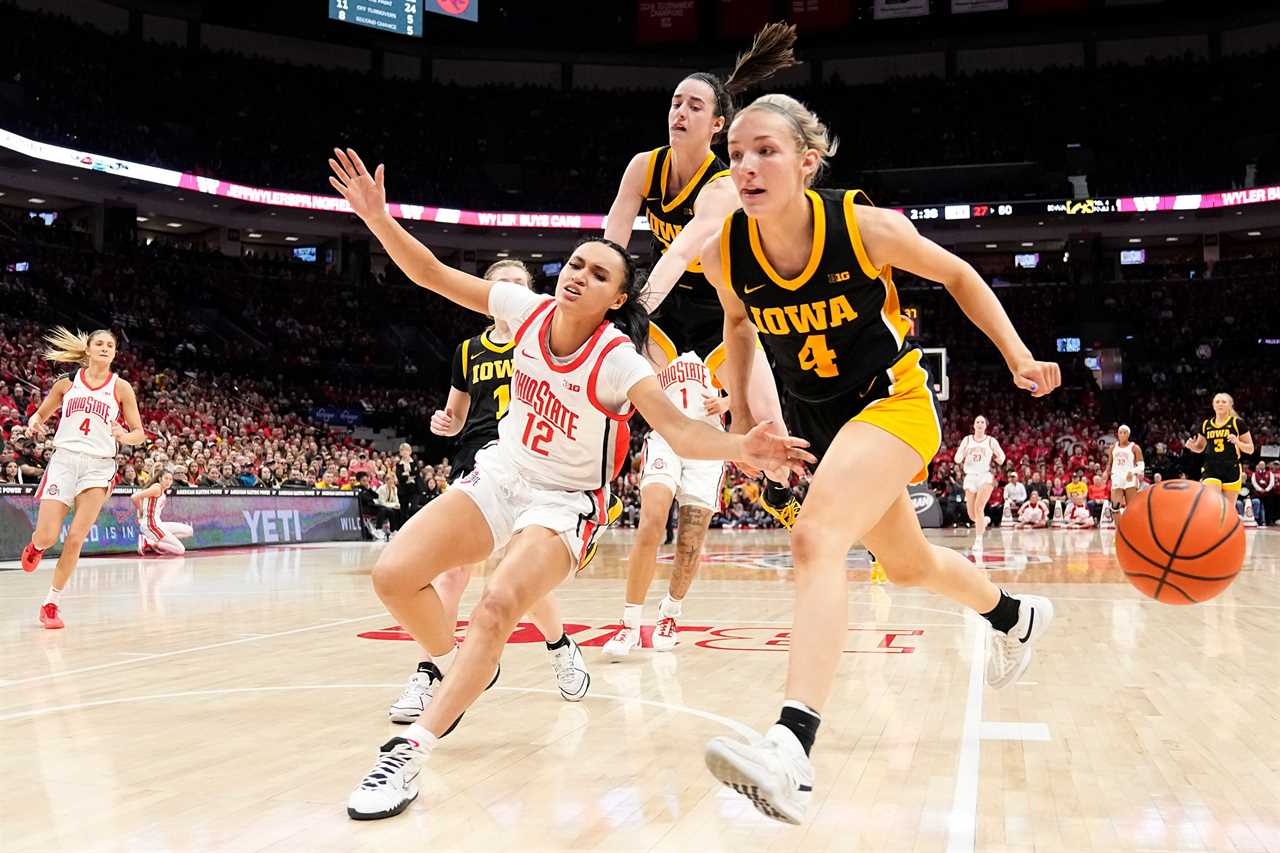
[42,327,115,367]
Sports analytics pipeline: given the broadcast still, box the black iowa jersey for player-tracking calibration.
[722,188,914,402]
[1198,415,1249,470]
[641,146,731,305]
[450,329,515,451]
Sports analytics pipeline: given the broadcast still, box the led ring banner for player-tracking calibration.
[3,127,1277,229]
[0,486,362,562]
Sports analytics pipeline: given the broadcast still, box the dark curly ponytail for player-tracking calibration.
[576,237,651,354]
[684,22,799,141]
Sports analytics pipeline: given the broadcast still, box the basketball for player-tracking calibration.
[1116,481,1246,604]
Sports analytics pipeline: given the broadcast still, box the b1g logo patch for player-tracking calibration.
[461,469,481,486]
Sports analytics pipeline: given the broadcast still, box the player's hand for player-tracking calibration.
[739,420,815,478]
[111,421,129,443]
[703,393,730,417]
[430,409,455,436]
[1227,434,1240,447]
[1010,358,1060,398]
[329,148,387,224]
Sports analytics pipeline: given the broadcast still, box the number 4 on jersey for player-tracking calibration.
[798,334,839,378]
[79,417,92,436]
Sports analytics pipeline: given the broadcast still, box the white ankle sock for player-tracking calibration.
[403,723,438,751]
[44,586,62,606]
[622,602,643,628]
[659,595,682,618]
[431,646,458,676]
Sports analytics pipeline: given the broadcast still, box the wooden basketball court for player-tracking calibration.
[3,527,1279,852]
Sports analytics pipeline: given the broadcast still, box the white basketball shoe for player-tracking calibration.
[347,735,426,820]
[705,724,814,825]
[549,636,590,701]
[986,594,1054,689]
[602,623,641,658]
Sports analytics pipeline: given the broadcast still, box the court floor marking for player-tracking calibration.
[0,611,390,688]
[0,683,759,741]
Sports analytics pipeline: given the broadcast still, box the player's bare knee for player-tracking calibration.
[472,586,520,634]
[634,511,667,547]
[790,519,840,573]
[371,557,417,600]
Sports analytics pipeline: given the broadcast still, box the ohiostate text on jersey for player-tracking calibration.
[656,359,709,390]
[64,394,114,424]
[513,370,580,439]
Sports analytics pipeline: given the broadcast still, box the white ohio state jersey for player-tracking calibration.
[53,369,120,457]
[959,435,998,476]
[655,351,724,429]
[138,491,168,541]
[1112,443,1135,473]
[499,298,640,491]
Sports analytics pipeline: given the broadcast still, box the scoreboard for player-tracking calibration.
[328,0,421,36]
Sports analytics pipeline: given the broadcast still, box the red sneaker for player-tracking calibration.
[39,603,64,629]
[21,543,44,573]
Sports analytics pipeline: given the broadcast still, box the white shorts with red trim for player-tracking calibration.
[453,443,609,571]
[639,431,724,511]
[35,448,116,507]
[962,472,994,494]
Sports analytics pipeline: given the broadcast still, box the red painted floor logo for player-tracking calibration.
[358,622,922,654]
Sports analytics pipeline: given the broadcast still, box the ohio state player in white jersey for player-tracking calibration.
[132,466,195,555]
[606,344,728,658]
[328,146,811,822]
[21,327,147,630]
[954,415,1005,537]
[1104,425,1144,514]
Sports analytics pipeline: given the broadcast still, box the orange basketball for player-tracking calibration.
[1116,480,1245,604]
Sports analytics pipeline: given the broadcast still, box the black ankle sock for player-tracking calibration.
[981,590,1021,634]
[777,703,820,756]
[764,479,791,506]
[545,632,570,651]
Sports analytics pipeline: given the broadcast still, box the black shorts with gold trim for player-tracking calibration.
[783,348,942,485]
[1201,461,1244,491]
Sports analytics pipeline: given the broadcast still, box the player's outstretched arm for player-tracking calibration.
[629,377,812,474]
[328,148,491,315]
[641,180,740,313]
[857,205,1060,398]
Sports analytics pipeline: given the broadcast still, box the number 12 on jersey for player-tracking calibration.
[522,412,553,456]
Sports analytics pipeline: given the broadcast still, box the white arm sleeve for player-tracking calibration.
[488,282,550,330]
[955,437,968,463]
[992,439,1006,465]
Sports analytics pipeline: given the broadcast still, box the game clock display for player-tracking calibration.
[328,0,421,36]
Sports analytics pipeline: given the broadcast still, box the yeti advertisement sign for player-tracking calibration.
[0,487,360,561]
[909,484,943,528]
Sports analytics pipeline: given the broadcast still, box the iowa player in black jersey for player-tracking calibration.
[604,22,804,528]
[401,259,592,719]
[1185,392,1255,496]
[432,258,528,479]
[698,94,1063,824]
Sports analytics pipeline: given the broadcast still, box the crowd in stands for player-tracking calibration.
[3,5,1277,212]
[6,212,1280,532]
